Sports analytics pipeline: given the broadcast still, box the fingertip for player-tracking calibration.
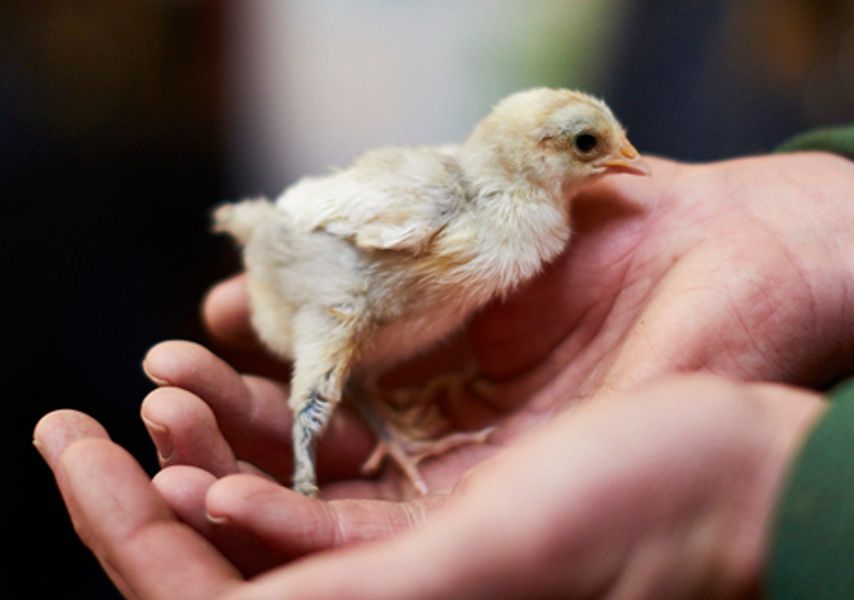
[140,387,198,465]
[142,341,175,385]
[141,346,171,386]
[154,465,217,528]
[33,410,111,467]
[142,341,254,412]
[141,386,213,429]
[142,386,241,476]
[205,474,320,527]
[206,474,348,557]
[205,473,277,519]
[203,275,254,346]
[34,408,107,440]
[143,339,218,387]
[154,465,217,499]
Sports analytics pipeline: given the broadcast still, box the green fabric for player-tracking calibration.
[768,379,854,599]
[767,125,854,598]
[776,125,854,161]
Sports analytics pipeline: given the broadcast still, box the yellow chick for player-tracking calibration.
[214,88,650,496]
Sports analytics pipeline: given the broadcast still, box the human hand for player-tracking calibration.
[131,151,854,582]
[35,374,824,599]
[143,151,854,493]
[468,151,854,392]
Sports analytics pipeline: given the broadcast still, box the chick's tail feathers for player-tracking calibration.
[212,198,275,245]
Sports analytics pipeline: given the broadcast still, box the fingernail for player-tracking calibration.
[141,415,173,462]
[141,359,170,387]
[32,438,46,460]
[206,511,230,525]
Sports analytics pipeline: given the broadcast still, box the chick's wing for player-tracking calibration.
[276,146,467,254]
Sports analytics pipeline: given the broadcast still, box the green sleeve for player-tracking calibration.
[776,125,854,160]
[767,126,854,598]
[767,380,854,599]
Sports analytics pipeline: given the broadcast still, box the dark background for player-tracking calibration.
[5,1,853,597]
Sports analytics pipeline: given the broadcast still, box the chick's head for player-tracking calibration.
[464,88,650,192]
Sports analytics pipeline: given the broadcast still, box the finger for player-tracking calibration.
[143,341,375,482]
[205,474,450,558]
[153,466,286,576]
[202,274,257,350]
[34,411,139,597]
[152,465,218,532]
[61,440,243,599]
[34,409,111,466]
[142,387,240,477]
[224,500,512,600]
[35,414,242,599]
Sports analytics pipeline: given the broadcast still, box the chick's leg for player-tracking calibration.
[289,306,363,497]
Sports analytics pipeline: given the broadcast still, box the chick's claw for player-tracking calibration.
[361,423,495,495]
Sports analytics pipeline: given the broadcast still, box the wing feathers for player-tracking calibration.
[276,146,466,253]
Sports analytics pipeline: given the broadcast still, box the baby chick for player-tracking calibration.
[214,88,650,496]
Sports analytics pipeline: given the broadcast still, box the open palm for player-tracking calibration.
[135,153,854,564]
[35,152,854,597]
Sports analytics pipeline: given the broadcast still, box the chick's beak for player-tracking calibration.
[597,140,651,176]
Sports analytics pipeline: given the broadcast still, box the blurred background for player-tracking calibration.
[5,1,853,596]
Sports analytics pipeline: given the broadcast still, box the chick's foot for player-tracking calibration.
[361,424,494,494]
[351,370,493,494]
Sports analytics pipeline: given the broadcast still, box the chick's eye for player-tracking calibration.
[574,133,598,153]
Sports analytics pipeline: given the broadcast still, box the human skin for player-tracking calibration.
[36,376,822,599]
[36,153,854,598]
